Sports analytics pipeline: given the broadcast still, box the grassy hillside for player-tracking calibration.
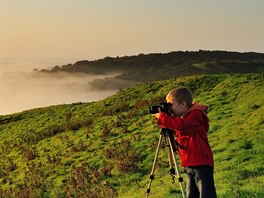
[0,74,263,197]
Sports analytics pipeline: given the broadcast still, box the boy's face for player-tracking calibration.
[166,95,188,116]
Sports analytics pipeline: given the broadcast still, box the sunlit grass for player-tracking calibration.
[0,74,263,197]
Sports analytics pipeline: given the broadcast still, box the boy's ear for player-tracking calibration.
[181,101,187,107]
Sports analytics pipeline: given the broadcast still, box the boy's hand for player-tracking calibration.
[152,107,162,119]
[152,113,161,119]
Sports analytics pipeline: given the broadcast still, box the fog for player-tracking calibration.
[0,70,121,115]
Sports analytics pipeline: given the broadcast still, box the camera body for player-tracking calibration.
[149,102,171,114]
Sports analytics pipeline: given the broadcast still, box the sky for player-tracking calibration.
[0,0,264,70]
[0,0,264,115]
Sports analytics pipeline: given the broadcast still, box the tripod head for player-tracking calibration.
[161,128,179,152]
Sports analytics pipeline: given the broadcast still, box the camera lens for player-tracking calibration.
[149,105,160,114]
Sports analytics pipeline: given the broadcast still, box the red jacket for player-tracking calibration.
[157,103,214,168]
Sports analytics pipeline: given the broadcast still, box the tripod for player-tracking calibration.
[146,128,186,198]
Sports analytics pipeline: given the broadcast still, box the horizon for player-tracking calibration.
[1,49,263,72]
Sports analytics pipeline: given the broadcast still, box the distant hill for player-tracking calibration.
[36,50,264,90]
[0,73,263,197]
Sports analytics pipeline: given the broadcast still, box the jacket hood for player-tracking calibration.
[184,102,208,117]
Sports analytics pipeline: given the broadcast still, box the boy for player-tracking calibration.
[153,87,217,198]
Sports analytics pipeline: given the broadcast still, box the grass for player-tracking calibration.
[0,73,263,197]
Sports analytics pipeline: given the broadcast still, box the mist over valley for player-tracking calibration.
[0,70,124,115]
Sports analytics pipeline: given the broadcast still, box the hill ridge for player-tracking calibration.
[33,50,264,92]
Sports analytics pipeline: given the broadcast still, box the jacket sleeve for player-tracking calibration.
[157,110,205,135]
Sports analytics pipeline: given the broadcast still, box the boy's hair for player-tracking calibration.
[167,87,193,107]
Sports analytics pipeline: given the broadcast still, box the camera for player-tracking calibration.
[149,102,172,114]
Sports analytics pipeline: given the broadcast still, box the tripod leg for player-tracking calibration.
[146,134,163,198]
[167,143,176,183]
[167,136,186,198]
